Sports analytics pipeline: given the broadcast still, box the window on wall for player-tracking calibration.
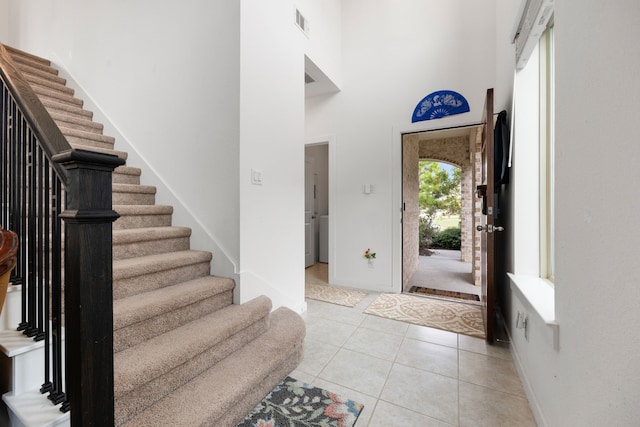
[508,8,556,331]
[539,23,555,282]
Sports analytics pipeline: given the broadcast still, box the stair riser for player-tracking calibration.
[114,289,233,353]
[113,173,141,185]
[113,214,172,230]
[0,334,66,397]
[2,346,43,396]
[115,318,268,426]
[113,262,211,300]
[113,192,155,205]
[4,390,70,427]
[113,236,190,260]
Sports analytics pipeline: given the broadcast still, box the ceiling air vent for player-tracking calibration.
[295,8,310,37]
[304,72,316,84]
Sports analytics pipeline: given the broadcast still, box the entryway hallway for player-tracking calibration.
[295,291,535,426]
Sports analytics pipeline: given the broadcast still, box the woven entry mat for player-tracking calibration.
[305,283,367,307]
[364,293,485,338]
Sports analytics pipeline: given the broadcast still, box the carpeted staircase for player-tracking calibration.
[4,45,305,427]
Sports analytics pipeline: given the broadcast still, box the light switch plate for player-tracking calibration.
[251,169,263,185]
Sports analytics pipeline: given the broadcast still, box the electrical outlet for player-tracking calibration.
[516,311,529,341]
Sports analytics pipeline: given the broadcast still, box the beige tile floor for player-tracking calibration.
[293,285,537,426]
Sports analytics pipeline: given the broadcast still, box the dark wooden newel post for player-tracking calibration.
[54,148,124,427]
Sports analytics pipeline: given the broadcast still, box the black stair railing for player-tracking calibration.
[0,43,124,426]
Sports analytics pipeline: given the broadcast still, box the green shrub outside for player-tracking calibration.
[431,227,461,250]
[419,215,438,249]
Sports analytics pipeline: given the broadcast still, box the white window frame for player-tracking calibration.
[539,23,555,283]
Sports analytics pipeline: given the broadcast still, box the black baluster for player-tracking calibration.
[48,177,65,406]
[40,158,53,395]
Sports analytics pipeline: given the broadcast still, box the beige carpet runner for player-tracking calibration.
[364,293,485,338]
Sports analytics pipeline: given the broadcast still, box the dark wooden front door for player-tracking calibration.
[479,88,496,343]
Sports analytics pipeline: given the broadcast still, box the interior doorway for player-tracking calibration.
[304,143,329,271]
[401,125,483,297]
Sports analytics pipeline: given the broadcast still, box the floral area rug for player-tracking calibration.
[305,283,367,308]
[237,376,364,427]
[364,293,485,338]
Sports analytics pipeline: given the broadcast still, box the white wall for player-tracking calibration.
[4,0,241,281]
[296,0,342,90]
[0,0,8,41]
[508,1,640,425]
[306,0,504,291]
[238,0,306,313]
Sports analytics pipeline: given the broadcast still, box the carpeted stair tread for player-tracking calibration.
[113,262,215,304]
[114,295,272,396]
[22,72,72,95]
[24,74,73,94]
[120,307,305,427]
[60,125,111,141]
[113,183,156,195]
[114,303,275,425]
[113,183,156,205]
[5,45,52,66]
[15,63,66,85]
[113,250,212,281]
[7,47,56,73]
[113,275,234,331]
[50,110,104,133]
[60,126,114,147]
[9,54,59,78]
[113,276,235,352]
[31,84,83,106]
[112,226,191,259]
[112,250,213,299]
[41,98,93,119]
[112,225,189,240]
[113,205,173,230]
[111,225,191,243]
[113,166,142,185]
[114,204,173,215]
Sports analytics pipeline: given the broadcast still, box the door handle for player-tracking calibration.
[476,225,504,233]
